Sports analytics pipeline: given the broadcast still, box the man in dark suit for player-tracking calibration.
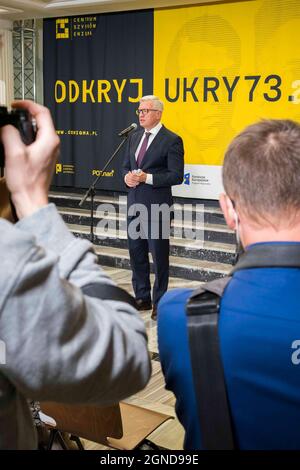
[123,95,184,320]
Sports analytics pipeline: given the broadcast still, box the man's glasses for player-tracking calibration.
[136,109,159,116]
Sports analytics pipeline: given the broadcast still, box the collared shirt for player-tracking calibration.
[135,122,163,185]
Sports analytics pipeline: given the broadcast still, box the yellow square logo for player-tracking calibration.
[56,18,69,39]
[56,163,62,174]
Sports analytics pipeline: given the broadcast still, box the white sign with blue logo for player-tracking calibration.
[172,165,223,200]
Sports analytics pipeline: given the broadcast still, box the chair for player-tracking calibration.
[107,402,172,450]
[40,401,172,450]
[40,402,123,450]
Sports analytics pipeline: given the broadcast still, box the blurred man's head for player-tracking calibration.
[220,119,300,246]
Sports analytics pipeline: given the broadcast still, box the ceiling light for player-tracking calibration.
[0,5,23,13]
[46,0,121,8]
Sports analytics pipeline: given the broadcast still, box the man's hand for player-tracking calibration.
[124,171,141,188]
[0,100,60,219]
[135,170,147,183]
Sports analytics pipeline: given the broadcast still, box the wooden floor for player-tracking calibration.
[81,267,201,451]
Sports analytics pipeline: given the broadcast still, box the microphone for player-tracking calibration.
[118,122,137,137]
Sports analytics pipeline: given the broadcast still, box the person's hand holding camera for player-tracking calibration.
[0,100,60,219]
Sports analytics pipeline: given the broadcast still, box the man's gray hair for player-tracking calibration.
[140,95,164,112]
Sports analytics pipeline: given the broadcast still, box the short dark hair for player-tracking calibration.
[223,119,300,222]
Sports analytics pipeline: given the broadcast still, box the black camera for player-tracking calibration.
[0,106,37,168]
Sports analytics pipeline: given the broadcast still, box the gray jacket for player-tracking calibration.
[0,204,151,449]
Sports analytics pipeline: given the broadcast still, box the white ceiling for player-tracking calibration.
[0,0,235,21]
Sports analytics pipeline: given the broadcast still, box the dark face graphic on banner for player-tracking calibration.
[255,0,300,122]
[165,15,241,163]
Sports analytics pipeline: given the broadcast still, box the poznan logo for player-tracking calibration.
[0,340,6,365]
[56,18,69,39]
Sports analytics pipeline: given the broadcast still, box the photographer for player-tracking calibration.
[158,119,300,449]
[0,100,151,450]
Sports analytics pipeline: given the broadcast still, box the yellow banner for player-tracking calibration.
[154,0,300,166]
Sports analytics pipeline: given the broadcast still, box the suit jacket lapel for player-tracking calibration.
[133,130,143,154]
[131,130,143,169]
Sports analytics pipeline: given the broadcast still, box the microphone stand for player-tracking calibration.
[79,134,129,244]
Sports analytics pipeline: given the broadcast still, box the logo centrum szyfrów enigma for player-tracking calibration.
[56,163,75,175]
[56,18,69,39]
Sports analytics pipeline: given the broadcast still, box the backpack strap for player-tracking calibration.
[231,243,300,273]
[186,277,235,450]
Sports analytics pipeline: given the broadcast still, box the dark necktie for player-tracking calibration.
[136,132,151,168]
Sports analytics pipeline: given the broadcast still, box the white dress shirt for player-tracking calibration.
[135,122,163,185]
